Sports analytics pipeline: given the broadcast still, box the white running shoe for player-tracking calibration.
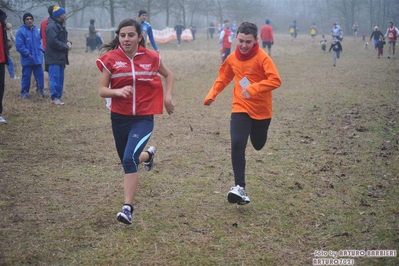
[0,115,7,124]
[227,185,250,205]
[51,98,65,105]
[144,146,156,171]
[116,205,133,224]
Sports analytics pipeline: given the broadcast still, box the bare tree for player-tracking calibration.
[158,0,177,27]
[328,0,365,33]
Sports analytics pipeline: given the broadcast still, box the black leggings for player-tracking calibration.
[0,64,4,114]
[230,113,271,188]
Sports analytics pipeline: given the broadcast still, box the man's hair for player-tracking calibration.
[237,22,258,38]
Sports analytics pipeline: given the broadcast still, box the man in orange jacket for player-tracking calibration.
[204,21,281,205]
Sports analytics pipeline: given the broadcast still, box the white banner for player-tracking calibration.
[152,28,193,44]
[67,27,194,44]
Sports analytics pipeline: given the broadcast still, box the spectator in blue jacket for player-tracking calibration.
[138,10,158,52]
[45,6,71,105]
[15,13,45,98]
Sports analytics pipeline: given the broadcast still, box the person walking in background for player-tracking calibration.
[190,24,197,40]
[320,34,327,51]
[369,26,384,50]
[40,5,53,90]
[376,36,386,58]
[5,22,18,79]
[219,19,232,62]
[309,23,317,42]
[138,10,158,52]
[329,36,342,66]
[45,6,71,105]
[260,19,274,56]
[0,9,9,124]
[216,20,221,32]
[15,13,45,98]
[96,18,175,225]
[352,22,359,41]
[88,19,97,52]
[204,22,282,205]
[289,20,297,41]
[331,22,343,40]
[174,21,185,47]
[209,22,215,39]
[384,22,399,59]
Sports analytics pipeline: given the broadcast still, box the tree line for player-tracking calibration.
[1,0,398,34]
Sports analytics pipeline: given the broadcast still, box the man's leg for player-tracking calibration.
[0,64,5,115]
[250,118,271,151]
[20,66,32,98]
[230,113,252,188]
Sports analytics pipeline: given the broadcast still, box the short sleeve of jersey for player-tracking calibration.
[96,52,115,74]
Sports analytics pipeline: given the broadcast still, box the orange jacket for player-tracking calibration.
[204,48,281,120]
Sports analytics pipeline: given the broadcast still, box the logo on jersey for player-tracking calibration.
[139,64,152,71]
[113,61,128,69]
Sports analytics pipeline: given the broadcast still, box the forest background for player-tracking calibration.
[2,0,399,39]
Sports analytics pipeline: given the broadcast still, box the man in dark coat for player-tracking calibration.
[45,6,71,105]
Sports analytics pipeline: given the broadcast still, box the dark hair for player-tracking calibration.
[48,5,54,16]
[0,9,7,22]
[236,22,258,39]
[90,19,95,24]
[138,10,147,17]
[100,18,145,54]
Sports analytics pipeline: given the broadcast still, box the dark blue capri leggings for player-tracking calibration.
[111,113,154,174]
[230,113,271,188]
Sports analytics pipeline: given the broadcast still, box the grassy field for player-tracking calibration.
[0,30,398,265]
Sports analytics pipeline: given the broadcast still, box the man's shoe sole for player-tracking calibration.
[237,199,250,205]
[227,192,243,204]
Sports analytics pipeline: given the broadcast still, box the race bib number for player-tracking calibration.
[239,76,251,90]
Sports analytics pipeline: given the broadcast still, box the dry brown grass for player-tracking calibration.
[0,31,398,265]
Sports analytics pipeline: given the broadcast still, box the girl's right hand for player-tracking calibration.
[116,86,132,98]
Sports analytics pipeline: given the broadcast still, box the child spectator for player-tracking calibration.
[377,36,386,58]
[320,34,327,51]
[329,36,342,66]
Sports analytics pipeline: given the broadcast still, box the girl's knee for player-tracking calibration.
[122,156,140,173]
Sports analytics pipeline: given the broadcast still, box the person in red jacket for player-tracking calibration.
[0,9,9,124]
[40,5,53,90]
[384,21,399,58]
[260,19,274,56]
[97,18,175,225]
[219,20,232,62]
[204,21,282,205]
